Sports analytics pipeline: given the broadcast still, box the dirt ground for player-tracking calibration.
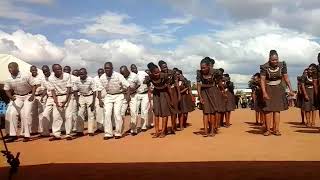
[1,108,320,179]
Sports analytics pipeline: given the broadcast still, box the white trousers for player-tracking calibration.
[104,94,124,137]
[5,95,33,137]
[78,95,95,134]
[72,96,78,132]
[41,96,53,136]
[136,93,150,130]
[121,94,140,133]
[31,96,45,133]
[95,96,104,130]
[52,95,73,137]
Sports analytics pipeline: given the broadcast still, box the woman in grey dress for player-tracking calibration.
[301,65,318,127]
[260,50,294,136]
[197,57,223,137]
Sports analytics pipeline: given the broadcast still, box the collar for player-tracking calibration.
[11,72,21,79]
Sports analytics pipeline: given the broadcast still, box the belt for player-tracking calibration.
[56,94,67,96]
[267,80,281,86]
[108,92,122,95]
[82,94,93,97]
[138,91,148,94]
[35,94,42,96]
[16,91,32,96]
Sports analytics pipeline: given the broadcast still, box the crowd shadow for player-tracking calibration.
[244,121,264,135]
[1,161,320,180]
[286,121,320,134]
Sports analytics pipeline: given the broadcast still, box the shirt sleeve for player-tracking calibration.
[260,65,267,76]
[27,75,40,86]
[3,80,11,91]
[119,74,130,88]
[66,75,72,88]
[281,61,288,75]
[196,70,201,82]
[73,81,79,91]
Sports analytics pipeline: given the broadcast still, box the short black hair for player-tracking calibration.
[158,60,166,67]
[147,62,158,72]
[105,62,113,67]
[269,50,278,57]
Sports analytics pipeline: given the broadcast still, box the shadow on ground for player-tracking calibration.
[1,161,320,180]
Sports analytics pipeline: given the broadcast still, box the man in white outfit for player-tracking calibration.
[94,68,105,132]
[120,66,140,136]
[49,64,73,141]
[74,68,96,136]
[130,64,152,131]
[30,65,45,135]
[4,62,38,142]
[97,62,130,140]
[39,65,53,137]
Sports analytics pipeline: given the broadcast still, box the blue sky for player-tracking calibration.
[1,0,320,88]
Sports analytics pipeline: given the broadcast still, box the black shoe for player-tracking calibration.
[131,132,137,136]
[75,132,85,137]
[49,136,61,141]
[40,134,51,138]
[5,136,18,143]
[66,136,73,141]
[88,133,94,137]
[1,134,10,140]
[115,136,122,139]
[103,136,113,140]
[141,129,147,132]
[23,137,31,142]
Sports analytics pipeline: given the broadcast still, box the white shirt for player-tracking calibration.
[73,76,95,96]
[98,71,130,95]
[41,76,53,97]
[126,72,140,90]
[136,71,149,93]
[71,75,80,92]
[94,76,106,98]
[31,74,45,95]
[4,72,38,95]
[48,73,72,95]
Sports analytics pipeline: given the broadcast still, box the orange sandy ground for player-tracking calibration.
[1,108,320,179]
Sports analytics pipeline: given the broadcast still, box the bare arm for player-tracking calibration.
[5,90,15,101]
[283,74,293,93]
[260,75,270,100]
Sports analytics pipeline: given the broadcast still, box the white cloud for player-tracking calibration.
[0,30,65,63]
[79,11,144,38]
[162,15,193,25]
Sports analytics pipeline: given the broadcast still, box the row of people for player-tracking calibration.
[3,60,196,142]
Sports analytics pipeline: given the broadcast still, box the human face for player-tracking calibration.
[97,69,104,77]
[72,70,79,77]
[160,63,168,73]
[53,65,63,77]
[130,64,138,74]
[63,66,71,73]
[42,67,51,77]
[104,63,113,77]
[79,69,87,80]
[8,64,19,76]
[151,67,161,80]
[200,63,210,75]
[30,66,38,77]
[269,54,279,68]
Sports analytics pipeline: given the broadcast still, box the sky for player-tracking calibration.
[0,0,320,89]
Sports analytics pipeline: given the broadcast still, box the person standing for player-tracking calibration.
[97,62,130,140]
[197,58,222,137]
[94,68,106,132]
[74,68,96,136]
[176,69,194,130]
[158,60,180,134]
[223,74,236,127]
[145,63,176,138]
[301,65,317,127]
[4,62,38,142]
[30,65,45,134]
[39,65,53,137]
[49,64,73,141]
[130,64,151,131]
[120,66,141,135]
[260,50,294,136]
